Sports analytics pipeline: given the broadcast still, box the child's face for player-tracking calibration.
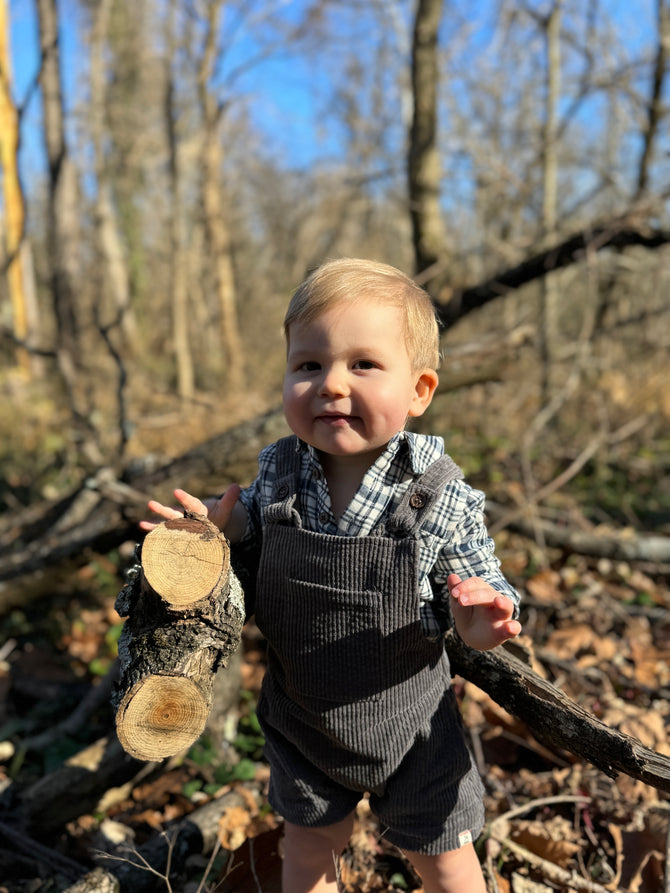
[283,300,438,467]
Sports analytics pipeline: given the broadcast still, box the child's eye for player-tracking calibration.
[299,361,321,372]
[354,360,377,370]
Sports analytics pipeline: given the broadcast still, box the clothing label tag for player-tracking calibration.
[458,829,473,847]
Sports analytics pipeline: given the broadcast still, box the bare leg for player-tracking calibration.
[403,842,487,893]
[281,812,355,893]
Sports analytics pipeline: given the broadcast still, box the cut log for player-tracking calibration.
[140,516,230,608]
[113,514,244,761]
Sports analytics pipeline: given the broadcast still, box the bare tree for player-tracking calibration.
[0,0,31,375]
[539,0,563,398]
[196,0,243,392]
[408,0,449,295]
[165,0,194,401]
[36,0,93,451]
[89,0,137,354]
[635,0,669,198]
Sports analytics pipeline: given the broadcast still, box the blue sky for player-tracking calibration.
[6,0,665,190]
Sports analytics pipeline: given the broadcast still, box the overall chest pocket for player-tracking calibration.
[265,578,387,703]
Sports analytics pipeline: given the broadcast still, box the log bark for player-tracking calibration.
[13,735,159,836]
[113,514,245,761]
[445,630,670,793]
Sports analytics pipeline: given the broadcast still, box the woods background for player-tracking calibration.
[0,1,669,891]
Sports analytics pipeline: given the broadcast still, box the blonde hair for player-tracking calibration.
[284,258,440,370]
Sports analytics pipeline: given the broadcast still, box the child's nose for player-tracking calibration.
[318,365,349,397]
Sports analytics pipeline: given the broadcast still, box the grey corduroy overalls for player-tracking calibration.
[253,436,485,853]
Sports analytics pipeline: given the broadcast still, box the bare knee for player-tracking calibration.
[282,814,355,892]
[403,842,486,893]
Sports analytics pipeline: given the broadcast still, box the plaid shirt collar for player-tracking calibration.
[297,430,445,479]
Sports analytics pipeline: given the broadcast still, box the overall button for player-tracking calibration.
[409,493,426,509]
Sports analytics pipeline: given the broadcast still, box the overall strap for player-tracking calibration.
[263,435,303,527]
[385,454,463,538]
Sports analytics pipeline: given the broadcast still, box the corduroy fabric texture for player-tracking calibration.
[254,436,485,853]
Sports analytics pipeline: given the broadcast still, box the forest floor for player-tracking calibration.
[1,532,670,893]
[1,356,669,891]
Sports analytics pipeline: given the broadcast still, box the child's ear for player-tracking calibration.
[408,369,439,418]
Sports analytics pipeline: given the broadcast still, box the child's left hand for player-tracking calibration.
[448,573,521,651]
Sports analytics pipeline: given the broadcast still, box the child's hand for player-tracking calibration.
[140,485,244,538]
[448,573,521,651]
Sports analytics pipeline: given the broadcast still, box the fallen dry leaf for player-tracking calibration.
[526,569,562,604]
[510,816,581,869]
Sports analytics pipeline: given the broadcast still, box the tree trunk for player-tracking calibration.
[0,0,30,375]
[197,0,243,391]
[113,514,245,761]
[89,0,137,353]
[539,1,562,399]
[635,0,669,197]
[165,0,194,401]
[36,0,95,455]
[407,0,449,296]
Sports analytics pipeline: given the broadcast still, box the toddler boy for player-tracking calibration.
[143,258,521,892]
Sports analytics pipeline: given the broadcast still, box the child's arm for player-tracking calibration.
[140,485,248,543]
[448,573,521,651]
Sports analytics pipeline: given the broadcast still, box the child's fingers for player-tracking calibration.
[140,491,206,532]
[210,484,240,517]
[447,573,463,591]
[453,588,516,619]
[143,498,185,521]
[450,580,497,606]
[173,489,209,515]
[486,620,522,648]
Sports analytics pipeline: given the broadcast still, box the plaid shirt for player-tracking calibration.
[238,431,519,638]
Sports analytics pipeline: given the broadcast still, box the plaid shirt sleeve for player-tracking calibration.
[422,480,520,636]
[236,442,279,547]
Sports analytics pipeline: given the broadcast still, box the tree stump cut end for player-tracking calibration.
[141,516,229,608]
[116,674,209,761]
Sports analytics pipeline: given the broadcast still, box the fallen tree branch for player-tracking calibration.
[486,794,627,892]
[0,407,289,591]
[0,819,86,883]
[62,783,263,893]
[435,218,670,326]
[20,662,118,753]
[7,735,160,836]
[485,500,670,563]
[445,630,670,793]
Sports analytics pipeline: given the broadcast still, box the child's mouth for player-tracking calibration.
[317,414,353,426]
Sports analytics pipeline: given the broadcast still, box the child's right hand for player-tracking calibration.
[140,485,244,539]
